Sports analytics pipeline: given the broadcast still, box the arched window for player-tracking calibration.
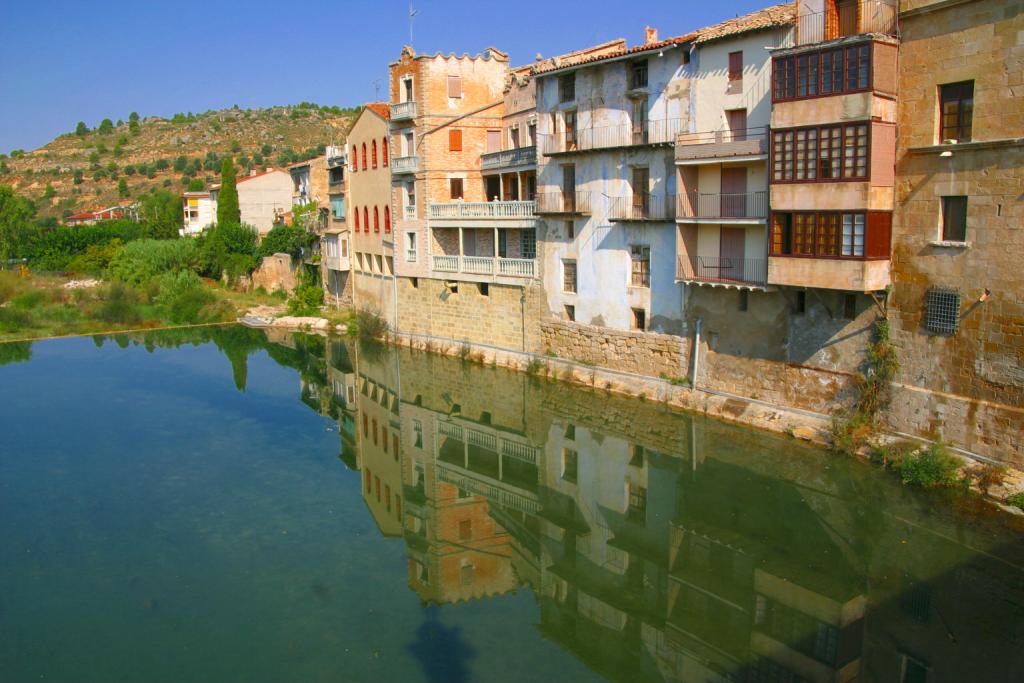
[363,207,369,231]
[382,138,389,166]
[354,206,359,231]
[384,206,391,233]
[374,206,380,233]
[361,143,367,171]
[351,147,358,172]
[372,140,378,168]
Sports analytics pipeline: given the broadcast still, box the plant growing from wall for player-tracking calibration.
[831,318,899,455]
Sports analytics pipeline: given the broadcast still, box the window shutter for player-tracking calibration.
[447,75,462,98]
[449,129,462,152]
[729,51,743,80]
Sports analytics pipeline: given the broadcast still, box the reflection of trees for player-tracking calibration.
[0,340,31,366]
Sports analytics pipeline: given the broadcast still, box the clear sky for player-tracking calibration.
[0,0,774,153]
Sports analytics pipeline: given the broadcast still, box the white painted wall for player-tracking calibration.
[238,171,293,235]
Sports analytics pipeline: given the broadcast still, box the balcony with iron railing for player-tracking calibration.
[392,156,419,174]
[480,146,537,170]
[390,101,417,120]
[677,191,768,222]
[676,127,769,164]
[540,118,683,155]
[795,0,898,46]
[677,256,768,288]
[608,193,676,222]
[535,190,592,215]
[427,201,536,221]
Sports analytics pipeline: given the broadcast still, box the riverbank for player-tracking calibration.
[383,329,1024,514]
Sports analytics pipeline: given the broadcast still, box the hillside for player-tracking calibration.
[0,104,357,222]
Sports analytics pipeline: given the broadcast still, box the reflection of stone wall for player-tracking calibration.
[251,253,298,293]
[540,318,690,379]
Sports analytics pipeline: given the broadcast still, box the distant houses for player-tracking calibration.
[179,168,293,236]
[65,204,136,226]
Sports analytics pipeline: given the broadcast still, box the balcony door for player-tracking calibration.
[721,167,747,218]
[486,176,501,201]
[720,227,746,282]
[632,97,648,145]
[631,167,649,219]
[726,109,747,143]
[487,130,501,154]
[562,165,576,212]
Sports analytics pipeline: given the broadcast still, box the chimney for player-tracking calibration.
[645,26,659,44]
[250,169,258,176]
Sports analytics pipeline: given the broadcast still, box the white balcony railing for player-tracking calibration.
[390,101,417,120]
[403,204,416,220]
[392,156,419,174]
[427,201,536,220]
[429,255,535,278]
[406,248,417,263]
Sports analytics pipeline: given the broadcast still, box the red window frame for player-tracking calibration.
[372,140,378,168]
[351,147,358,172]
[374,206,380,233]
[384,206,391,233]
[770,211,890,259]
[771,122,870,183]
[382,138,389,166]
[354,205,360,231]
[363,207,369,231]
[773,42,872,103]
[361,143,367,170]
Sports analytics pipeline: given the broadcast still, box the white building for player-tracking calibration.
[181,191,216,236]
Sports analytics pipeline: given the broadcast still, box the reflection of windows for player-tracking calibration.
[460,562,475,586]
[521,229,536,259]
[415,560,429,584]
[562,448,578,483]
[627,483,647,523]
[459,519,472,540]
[413,419,423,448]
[901,654,930,683]
[630,444,644,467]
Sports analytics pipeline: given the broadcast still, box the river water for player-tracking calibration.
[1,328,1022,682]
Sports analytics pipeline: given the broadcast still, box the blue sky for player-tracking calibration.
[0,0,773,153]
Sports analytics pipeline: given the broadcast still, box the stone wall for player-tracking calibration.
[539,318,691,379]
[251,253,298,293]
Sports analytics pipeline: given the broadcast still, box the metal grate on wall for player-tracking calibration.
[925,287,961,335]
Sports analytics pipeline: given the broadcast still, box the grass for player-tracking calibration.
[0,272,283,342]
[1007,492,1024,511]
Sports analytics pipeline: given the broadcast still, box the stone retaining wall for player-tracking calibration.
[539,318,691,379]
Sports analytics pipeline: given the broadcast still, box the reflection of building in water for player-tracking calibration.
[354,349,404,538]
[336,342,1024,682]
[327,339,358,468]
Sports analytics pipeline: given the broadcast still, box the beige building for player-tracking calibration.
[886,0,1024,466]
[347,104,396,322]
[210,168,294,235]
[322,149,352,306]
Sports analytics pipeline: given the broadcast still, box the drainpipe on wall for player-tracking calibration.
[691,318,702,391]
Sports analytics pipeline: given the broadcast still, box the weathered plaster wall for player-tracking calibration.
[539,317,691,378]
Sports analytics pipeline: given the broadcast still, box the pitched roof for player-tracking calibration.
[531,35,695,76]
[693,2,796,44]
[364,102,390,120]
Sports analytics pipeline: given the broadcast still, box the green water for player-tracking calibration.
[1,328,1022,682]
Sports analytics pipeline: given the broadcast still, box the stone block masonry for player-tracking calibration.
[539,318,691,380]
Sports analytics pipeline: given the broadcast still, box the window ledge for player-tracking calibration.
[909,138,1024,155]
[929,240,970,249]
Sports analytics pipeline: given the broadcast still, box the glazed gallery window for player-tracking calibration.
[939,81,973,142]
[773,44,871,101]
[771,212,872,257]
[772,123,868,182]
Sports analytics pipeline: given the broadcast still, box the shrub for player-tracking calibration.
[26,221,145,270]
[9,289,48,310]
[0,307,32,333]
[153,270,218,323]
[893,441,963,488]
[195,222,258,281]
[257,224,311,259]
[95,281,143,325]
[354,308,388,341]
[107,238,199,285]
[66,238,123,275]
[0,271,23,303]
[286,283,324,316]
[1007,492,1024,511]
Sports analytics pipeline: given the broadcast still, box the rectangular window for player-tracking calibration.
[941,196,968,242]
[841,213,865,256]
[843,293,857,320]
[565,220,574,239]
[330,196,345,219]
[940,81,974,142]
[406,231,418,262]
[559,74,575,103]
[564,304,575,321]
[450,178,464,200]
[630,60,648,89]
[773,123,868,182]
[562,448,578,483]
[925,287,960,335]
[459,519,472,540]
[562,260,577,293]
[772,211,881,258]
[630,245,650,287]
[448,128,462,152]
[627,483,647,523]
[521,229,536,259]
[447,75,462,98]
[728,51,743,93]
[564,111,577,149]
[773,43,871,103]
[509,127,520,149]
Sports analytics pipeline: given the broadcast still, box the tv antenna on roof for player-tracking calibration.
[409,3,419,46]
[373,79,382,100]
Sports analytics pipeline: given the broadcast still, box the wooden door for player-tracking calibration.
[720,167,747,218]
[562,166,576,211]
[632,167,649,218]
[726,109,747,142]
[720,227,746,282]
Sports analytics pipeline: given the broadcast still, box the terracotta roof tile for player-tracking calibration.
[364,102,391,120]
[693,2,796,44]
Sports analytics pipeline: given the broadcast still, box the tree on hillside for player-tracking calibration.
[129,112,139,122]
[129,119,140,135]
[75,121,89,136]
[43,183,55,199]
[187,178,205,192]
[99,118,114,135]
[118,179,129,198]
[217,158,240,226]
[0,186,38,260]
[73,169,83,185]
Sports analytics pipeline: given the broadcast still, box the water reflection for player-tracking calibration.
[9,327,1022,682]
[315,335,1024,683]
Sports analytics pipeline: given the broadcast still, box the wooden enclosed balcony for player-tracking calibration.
[480,146,537,170]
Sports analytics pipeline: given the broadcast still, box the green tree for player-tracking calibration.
[217,158,240,226]
[187,178,205,192]
[0,161,8,174]
[260,143,272,156]
[138,189,184,239]
[118,178,129,198]
[88,151,100,166]
[252,152,263,166]
[124,165,136,176]
[230,140,242,153]
[117,134,129,145]
[75,121,89,136]
[173,155,187,172]
[98,118,114,134]
[96,142,107,155]
[43,183,55,199]
[129,119,140,135]
[129,111,139,122]
[154,158,169,171]
[73,169,84,185]
[0,185,38,260]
